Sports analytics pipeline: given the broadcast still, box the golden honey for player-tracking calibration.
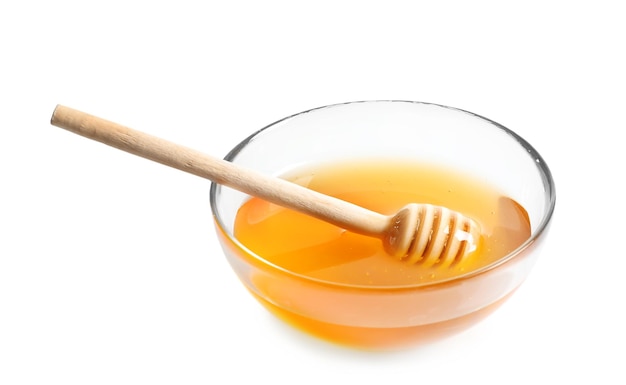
[229,158,531,349]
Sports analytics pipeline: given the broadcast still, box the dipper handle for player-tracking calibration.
[50,105,390,235]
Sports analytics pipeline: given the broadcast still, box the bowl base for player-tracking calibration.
[250,290,516,351]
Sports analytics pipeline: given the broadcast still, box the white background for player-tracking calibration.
[1,1,624,384]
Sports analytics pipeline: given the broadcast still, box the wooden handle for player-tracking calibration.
[50,105,389,236]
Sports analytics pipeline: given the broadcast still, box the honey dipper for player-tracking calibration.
[50,105,481,267]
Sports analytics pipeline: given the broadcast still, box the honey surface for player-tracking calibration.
[234,159,531,287]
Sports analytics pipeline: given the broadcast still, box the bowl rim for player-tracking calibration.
[209,100,556,290]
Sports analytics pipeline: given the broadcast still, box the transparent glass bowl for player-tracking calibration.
[210,100,556,350]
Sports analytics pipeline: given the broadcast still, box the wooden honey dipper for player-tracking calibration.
[50,105,481,267]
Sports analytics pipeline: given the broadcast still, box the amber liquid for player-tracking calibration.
[232,159,531,348]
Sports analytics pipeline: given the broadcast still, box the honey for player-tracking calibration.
[229,158,532,348]
[234,158,530,286]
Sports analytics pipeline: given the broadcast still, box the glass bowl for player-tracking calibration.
[210,100,555,350]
